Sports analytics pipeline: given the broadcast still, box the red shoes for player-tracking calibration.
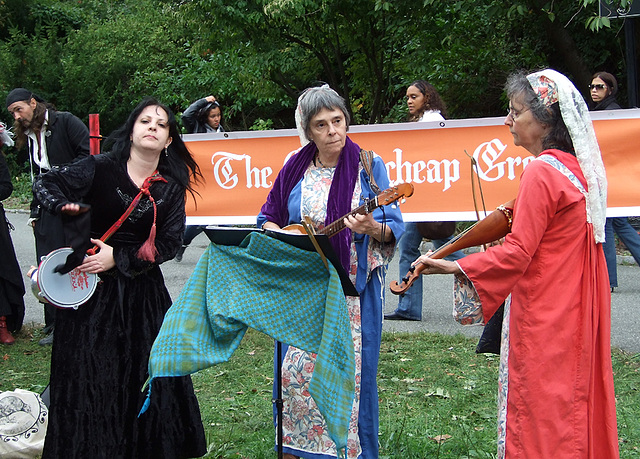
[0,316,15,345]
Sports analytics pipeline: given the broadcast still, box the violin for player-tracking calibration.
[282,183,414,237]
[390,199,515,295]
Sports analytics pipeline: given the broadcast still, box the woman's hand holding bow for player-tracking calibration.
[414,252,462,275]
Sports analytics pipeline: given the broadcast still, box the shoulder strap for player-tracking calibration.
[359,148,381,195]
[536,154,587,195]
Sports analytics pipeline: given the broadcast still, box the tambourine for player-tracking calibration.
[28,248,98,309]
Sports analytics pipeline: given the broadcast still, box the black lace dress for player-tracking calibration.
[0,153,25,332]
[35,154,206,459]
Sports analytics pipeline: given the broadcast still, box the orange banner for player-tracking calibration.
[184,109,640,224]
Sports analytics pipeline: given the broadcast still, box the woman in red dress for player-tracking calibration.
[414,69,619,458]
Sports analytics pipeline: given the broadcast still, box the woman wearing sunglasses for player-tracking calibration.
[589,71,640,291]
[589,72,621,110]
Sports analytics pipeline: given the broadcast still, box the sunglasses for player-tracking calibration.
[589,84,607,90]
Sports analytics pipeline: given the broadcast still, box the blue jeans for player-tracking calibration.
[603,217,640,287]
[393,222,465,320]
[183,225,206,246]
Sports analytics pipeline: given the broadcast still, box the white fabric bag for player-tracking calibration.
[0,389,48,458]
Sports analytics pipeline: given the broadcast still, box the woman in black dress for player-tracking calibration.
[0,124,25,345]
[35,98,206,458]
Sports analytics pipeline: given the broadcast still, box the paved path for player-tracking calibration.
[7,210,639,352]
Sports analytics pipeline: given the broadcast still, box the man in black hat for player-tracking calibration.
[6,88,90,345]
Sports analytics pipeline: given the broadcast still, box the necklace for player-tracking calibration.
[316,154,334,168]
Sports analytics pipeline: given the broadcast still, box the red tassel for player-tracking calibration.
[137,186,162,262]
[131,172,166,263]
[137,223,158,262]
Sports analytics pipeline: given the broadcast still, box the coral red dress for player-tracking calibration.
[457,150,619,458]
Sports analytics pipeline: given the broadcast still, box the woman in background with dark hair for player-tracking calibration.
[34,98,206,458]
[385,80,464,321]
[182,95,225,133]
[589,71,640,291]
[176,95,226,261]
[406,79,448,122]
[590,71,621,111]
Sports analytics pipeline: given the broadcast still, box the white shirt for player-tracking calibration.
[26,110,51,172]
[418,110,445,122]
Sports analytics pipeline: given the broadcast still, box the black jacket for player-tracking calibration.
[0,153,25,332]
[29,110,90,217]
[592,95,622,111]
[27,109,90,169]
[181,98,225,134]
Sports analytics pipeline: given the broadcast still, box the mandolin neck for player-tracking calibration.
[319,196,379,237]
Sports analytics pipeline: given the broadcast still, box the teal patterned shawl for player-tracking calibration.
[145,232,355,451]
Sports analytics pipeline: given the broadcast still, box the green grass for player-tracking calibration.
[2,327,639,458]
[0,327,51,394]
[2,170,32,209]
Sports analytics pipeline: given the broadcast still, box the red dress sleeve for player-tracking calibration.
[457,152,586,322]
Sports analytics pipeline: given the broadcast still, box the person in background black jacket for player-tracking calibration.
[182,95,225,134]
[176,95,226,261]
[6,88,89,344]
[589,72,640,291]
[0,123,25,345]
[590,71,621,111]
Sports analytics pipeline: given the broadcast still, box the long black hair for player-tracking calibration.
[11,96,52,149]
[102,97,202,197]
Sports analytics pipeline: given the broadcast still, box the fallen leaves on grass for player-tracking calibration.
[425,387,450,398]
[430,434,452,444]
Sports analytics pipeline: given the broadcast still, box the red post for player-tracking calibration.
[89,114,101,155]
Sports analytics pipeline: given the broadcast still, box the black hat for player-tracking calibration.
[6,88,44,108]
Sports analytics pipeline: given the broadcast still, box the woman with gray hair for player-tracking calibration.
[258,85,405,458]
[412,70,618,458]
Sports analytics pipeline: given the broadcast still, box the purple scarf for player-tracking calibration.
[260,136,361,273]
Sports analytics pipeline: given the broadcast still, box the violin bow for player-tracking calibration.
[390,151,485,295]
[464,149,488,251]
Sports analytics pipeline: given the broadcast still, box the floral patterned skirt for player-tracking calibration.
[279,295,362,458]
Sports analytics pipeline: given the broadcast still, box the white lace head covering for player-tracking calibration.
[526,69,607,243]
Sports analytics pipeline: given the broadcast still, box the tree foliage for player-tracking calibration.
[0,0,632,143]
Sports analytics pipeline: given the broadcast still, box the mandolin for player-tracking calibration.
[282,183,414,237]
[390,199,515,295]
